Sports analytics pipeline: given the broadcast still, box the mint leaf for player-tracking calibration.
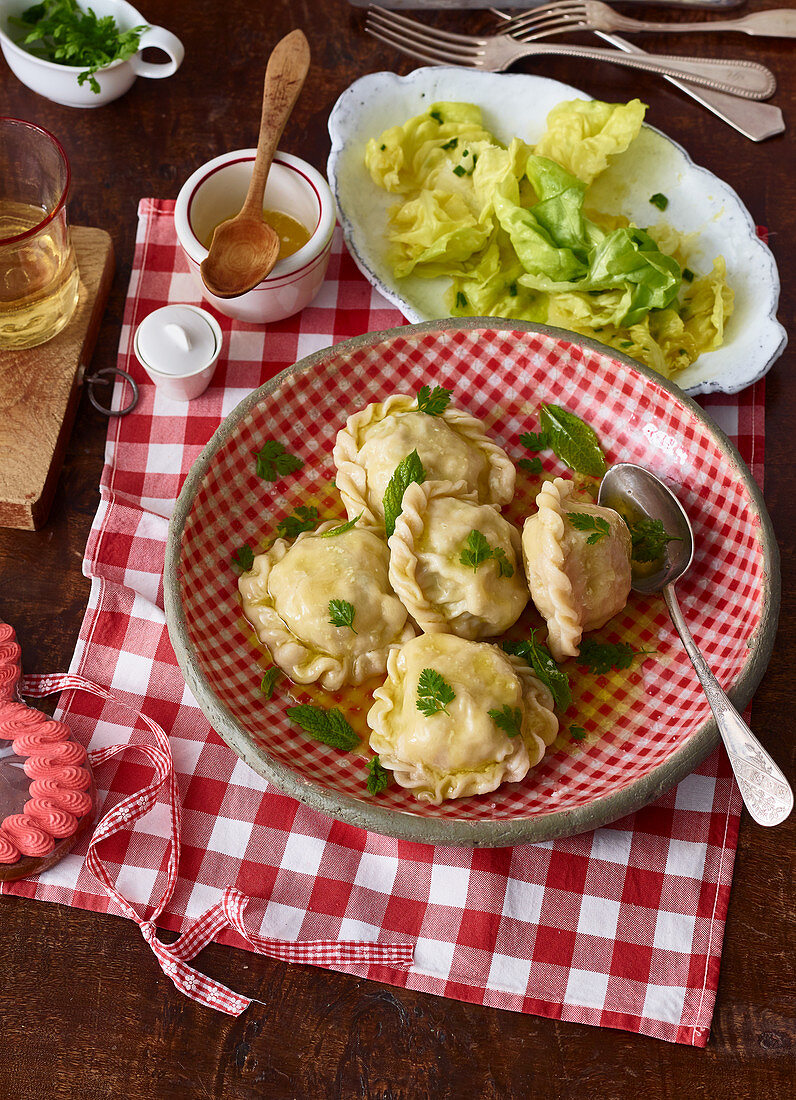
[328,599,357,633]
[321,513,362,537]
[416,384,452,417]
[366,756,391,795]
[383,450,426,537]
[539,404,607,478]
[259,667,281,700]
[488,705,523,739]
[276,505,318,540]
[416,668,455,717]
[502,633,572,712]
[286,704,359,750]
[231,544,254,573]
[254,440,304,482]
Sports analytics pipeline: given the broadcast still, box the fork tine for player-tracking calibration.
[365,24,480,68]
[497,1,586,33]
[367,6,486,49]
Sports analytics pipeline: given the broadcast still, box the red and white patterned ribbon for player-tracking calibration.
[20,672,414,1016]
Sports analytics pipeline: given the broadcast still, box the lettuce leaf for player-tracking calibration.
[533,98,647,185]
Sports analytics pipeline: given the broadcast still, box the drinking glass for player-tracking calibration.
[0,118,80,350]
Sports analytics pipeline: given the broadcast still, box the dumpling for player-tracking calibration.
[521,477,632,661]
[238,521,415,690]
[367,633,558,804]
[333,393,515,527]
[388,479,528,639]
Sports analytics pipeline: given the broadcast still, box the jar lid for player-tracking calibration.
[134,305,220,377]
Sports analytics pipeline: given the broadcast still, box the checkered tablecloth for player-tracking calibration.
[2,199,767,1044]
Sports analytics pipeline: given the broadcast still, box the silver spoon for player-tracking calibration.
[599,462,792,827]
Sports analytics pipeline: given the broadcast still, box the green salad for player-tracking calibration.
[364,98,733,379]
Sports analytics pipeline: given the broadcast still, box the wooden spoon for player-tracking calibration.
[200,29,311,299]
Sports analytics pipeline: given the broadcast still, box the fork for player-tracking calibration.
[489,6,785,141]
[499,1,796,40]
[365,6,777,100]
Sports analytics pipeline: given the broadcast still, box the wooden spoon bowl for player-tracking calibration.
[200,29,310,299]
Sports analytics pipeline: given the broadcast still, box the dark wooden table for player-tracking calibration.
[1,1,793,1096]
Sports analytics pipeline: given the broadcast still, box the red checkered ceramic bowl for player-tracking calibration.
[164,320,779,846]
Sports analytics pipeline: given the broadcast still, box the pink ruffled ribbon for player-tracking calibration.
[19,672,414,1016]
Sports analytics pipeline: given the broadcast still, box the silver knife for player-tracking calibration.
[591,30,785,141]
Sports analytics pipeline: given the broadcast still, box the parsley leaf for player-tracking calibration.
[276,505,318,540]
[568,512,611,544]
[286,704,359,750]
[488,705,523,739]
[519,430,548,453]
[458,530,514,577]
[416,384,452,417]
[649,192,669,211]
[254,440,304,482]
[11,0,148,94]
[502,634,572,712]
[328,599,357,633]
[518,456,543,475]
[493,547,514,578]
[259,667,281,700]
[459,530,492,572]
[321,513,362,537]
[366,756,391,795]
[383,450,426,537]
[577,637,653,676]
[416,668,455,717]
[441,137,458,151]
[231,544,254,573]
[570,725,588,742]
[626,517,681,563]
[539,404,607,477]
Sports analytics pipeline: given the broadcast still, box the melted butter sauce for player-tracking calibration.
[202,208,311,258]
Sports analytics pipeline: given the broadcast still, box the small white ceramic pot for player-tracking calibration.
[174,149,336,325]
[0,0,183,108]
[134,304,222,401]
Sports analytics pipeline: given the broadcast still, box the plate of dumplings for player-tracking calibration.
[165,318,779,846]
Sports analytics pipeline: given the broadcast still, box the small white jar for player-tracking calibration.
[134,304,222,402]
[174,149,336,324]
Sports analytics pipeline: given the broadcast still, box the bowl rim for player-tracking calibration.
[164,317,781,848]
[174,148,337,284]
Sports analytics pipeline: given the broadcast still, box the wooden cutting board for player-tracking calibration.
[0,226,114,531]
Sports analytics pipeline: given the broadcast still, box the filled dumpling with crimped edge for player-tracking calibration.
[333,392,515,529]
[388,478,529,640]
[367,633,558,805]
[238,520,415,691]
[521,477,632,662]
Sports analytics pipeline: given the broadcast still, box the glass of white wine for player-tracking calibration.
[0,118,80,350]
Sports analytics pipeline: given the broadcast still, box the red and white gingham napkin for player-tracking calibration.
[2,199,767,1044]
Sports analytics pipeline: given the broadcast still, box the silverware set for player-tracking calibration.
[364,2,789,139]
